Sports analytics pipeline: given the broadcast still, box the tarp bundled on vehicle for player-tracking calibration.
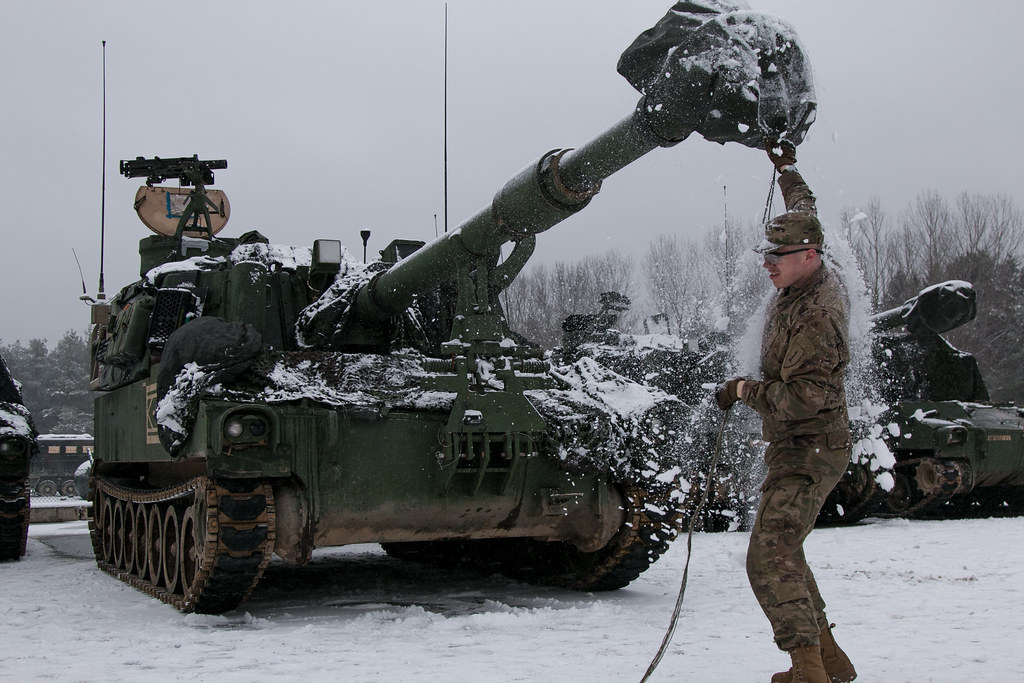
[618,0,816,146]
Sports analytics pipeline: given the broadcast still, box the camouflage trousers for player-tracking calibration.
[746,433,850,652]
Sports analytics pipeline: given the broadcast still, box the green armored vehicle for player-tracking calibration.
[1,353,37,560]
[85,4,818,612]
[558,293,760,531]
[822,281,1024,521]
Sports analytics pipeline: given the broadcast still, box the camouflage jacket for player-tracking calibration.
[741,264,851,444]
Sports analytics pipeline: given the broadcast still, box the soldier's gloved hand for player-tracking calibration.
[715,379,744,410]
[766,139,797,172]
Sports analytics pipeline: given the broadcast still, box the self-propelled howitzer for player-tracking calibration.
[86,3,818,613]
[822,281,1024,522]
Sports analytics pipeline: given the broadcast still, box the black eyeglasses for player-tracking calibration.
[763,247,820,265]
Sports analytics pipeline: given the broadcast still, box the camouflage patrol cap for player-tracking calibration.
[754,210,824,253]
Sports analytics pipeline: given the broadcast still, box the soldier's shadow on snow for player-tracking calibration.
[240,543,628,621]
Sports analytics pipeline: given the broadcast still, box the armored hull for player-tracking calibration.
[821,281,1024,522]
[1,355,36,560]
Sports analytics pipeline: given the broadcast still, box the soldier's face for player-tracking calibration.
[763,247,818,289]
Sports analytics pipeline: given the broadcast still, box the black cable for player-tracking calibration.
[639,406,732,682]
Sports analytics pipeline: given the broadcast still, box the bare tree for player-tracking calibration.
[504,250,636,348]
[844,196,889,308]
[906,190,952,284]
[643,233,708,335]
[952,192,1024,262]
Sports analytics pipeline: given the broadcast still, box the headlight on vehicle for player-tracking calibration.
[0,438,27,459]
[224,419,245,439]
[945,426,967,445]
[222,413,271,445]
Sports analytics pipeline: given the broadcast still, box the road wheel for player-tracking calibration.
[162,506,181,594]
[180,505,203,594]
[36,480,58,497]
[133,503,149,579]
[111,500,126,570]
[123,502,137,573]
[100,497,115,563]
[887,471,916,515]
[146,505,164,586]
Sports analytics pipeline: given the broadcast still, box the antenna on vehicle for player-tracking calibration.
[97,40,108,302]
[72,249,96,304]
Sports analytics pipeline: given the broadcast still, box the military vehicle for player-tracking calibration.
[821,281,1024,521]
[30,435,93,498]
[558,292,761,531]
[85,4,818,612]
[1,353,37,560]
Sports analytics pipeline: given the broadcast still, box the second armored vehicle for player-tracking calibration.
[822,281,1024,521]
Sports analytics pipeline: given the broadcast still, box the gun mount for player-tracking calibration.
[121,155,230,239]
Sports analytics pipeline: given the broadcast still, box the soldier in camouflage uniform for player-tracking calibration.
[715,142,857,683]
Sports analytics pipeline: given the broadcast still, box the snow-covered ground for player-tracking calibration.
[3,516,1021,682]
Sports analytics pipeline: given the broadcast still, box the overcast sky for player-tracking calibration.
[2,0,1023,345]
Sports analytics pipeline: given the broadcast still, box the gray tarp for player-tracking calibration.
[618,0,816,146]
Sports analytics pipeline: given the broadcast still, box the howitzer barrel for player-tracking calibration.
[871,280,977,334]
[350,4,818,324]
[352,109,668,322]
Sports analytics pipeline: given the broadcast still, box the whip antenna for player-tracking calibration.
[98,39,108,301]
[72,249,94,303]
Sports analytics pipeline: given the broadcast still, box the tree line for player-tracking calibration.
[1,331,92,435]
[505,189,1024,404]
[3,187,1022,434]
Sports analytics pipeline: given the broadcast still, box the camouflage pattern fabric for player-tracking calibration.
[746,435,850,651]
[776,168,817,215]
[742,264,850,443]
[738,166,853,652]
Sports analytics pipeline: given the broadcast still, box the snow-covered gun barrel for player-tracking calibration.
[870,280,977,335]
[85,1,819,614]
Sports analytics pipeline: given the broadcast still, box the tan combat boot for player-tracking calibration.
[771,623,857,683]
[818,623,857,682]
[786,645,829,683]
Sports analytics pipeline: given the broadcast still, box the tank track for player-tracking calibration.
[89,475,275,613]
[383,485,684,591]
[0,476,30,561]
[887,458,966,518]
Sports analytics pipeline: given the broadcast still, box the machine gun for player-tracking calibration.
[119,155,226,187]
[120,155,228,239]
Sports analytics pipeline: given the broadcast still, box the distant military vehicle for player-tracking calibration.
[1,353,37,560]
[821,281,1024,522]
[558,292,761,530]
[84,4,818,612]
[30,435,92,498]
